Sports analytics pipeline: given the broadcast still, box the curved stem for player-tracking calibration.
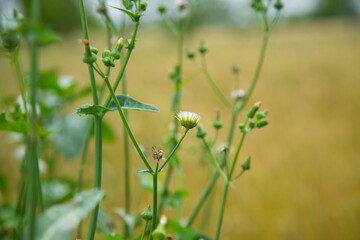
[159,129,189,172]
[104,77,154,173]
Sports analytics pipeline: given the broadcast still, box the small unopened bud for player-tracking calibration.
[158,4,166,14]
[82,40,97,64]
[140,205,152,221]
[90,46,98,54]
[139,1,147,11]
[152,146,165,161]
[239,123,246,133]
[152,215,167,240]
[111,37,124,59]
[248,120,255,129]
[213,111,223,130]
[196,124,207,139]
[102,49,115,67]
[198,41,208,54]
[274,0,284,10]
[255,118,268,128]
[255,109,269,121]
[176,111,200,130]
[241,156,251,171]
[246,101,261,118]
[231,63,241,74]
[186,48,195,59]
[122,0,133,9]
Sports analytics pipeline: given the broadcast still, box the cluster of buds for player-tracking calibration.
[152,146,165,161]
[122,0,147,11]
[239,101,269,133]
[251,0,283,12]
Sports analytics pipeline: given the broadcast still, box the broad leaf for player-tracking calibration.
[0,112,29,133]
[75,104,109,116]
[30,189,104,240]
[110,6,139,22]
[108,94,159,113]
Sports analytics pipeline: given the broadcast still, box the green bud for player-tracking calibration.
[103,57,115,67]
[152,216,167,240]
[1,30,19,50]
[102,49,111,58]
[186,48,195,59]
[256,118,268,128]
[198,41,208,54]
[246,101,261,119]
[213,111,222,130]
[239,123,246,133]
[122,0,133,9]
[158,4,166,14]
[111,38,124,60]
[241,156,251,171]
[274,0,284,10]
[196,125,207,139]
[248,120,255,129]
[139,1,147,11]
[82,40,97,64]
[90,46,98,54]
[140,205,152,221]
[255,109,268,121]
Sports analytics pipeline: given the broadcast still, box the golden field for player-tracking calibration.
[1,19,360,239]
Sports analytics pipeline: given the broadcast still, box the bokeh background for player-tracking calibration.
[1,0,360,239]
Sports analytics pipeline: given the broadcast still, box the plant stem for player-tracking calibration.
[78,1,102,240]
[140,220,149,240]
[103,77,154,173]
[13,54,28,118]
[103,21,140,107]
[149,163,159,240]
[201,55,232,109]
[228,127,247,178]
[159,129,189,172]
[215,182,229,240]
[201,139,228,182]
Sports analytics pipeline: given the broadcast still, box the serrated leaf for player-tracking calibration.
[0,112,29,133]
[108,94,159,113]
[29,190,104,240]
[109,6,139,22]
[75,104,109,116]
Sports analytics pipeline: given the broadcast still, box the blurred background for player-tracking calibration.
[0,0,360,239]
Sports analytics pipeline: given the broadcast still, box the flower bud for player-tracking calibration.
[1,30,19,51]
[102,49,115,67]
[176,111,200,130]
[255,109,268,121]
[158,4,166,14]
[139,1,147,12]
[231,63,241,74]
[82,39,97,64]
[255,118,268,128]
[248,120,255,129]
[140,205,152,221]
[198,41,208,54]
[186,48,195,59]
[213,111,222,130]
[90,46,98,54]
[238,123,246,133]
[241,156,251,171]
[246,101,261,119]
[152,215,167,240]
[274,0,284,10]
[122,0,133,10]
[111,37,124,60]
[196,124,207,139]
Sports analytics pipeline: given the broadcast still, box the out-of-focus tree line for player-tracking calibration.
[1,0,359,33]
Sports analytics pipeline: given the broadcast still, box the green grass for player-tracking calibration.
[1,19,360,239]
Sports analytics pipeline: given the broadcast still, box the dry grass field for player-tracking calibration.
[1,19,360,239]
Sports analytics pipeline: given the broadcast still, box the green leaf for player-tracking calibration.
[29,190,104,240]
[21,22,60,46]
[166,219,211,240]
[42,179,76,207]
[109,6,139,22]
[75,104,109,116]
[114,208,135,237]
[91,120,115,142]
[37,71,77,97]
[137,173,153,191]
[108,94,159,113]
[105,233,123,240]
[136,169,151,174]
[0,112,29,133]
[0,171,9,197]
[97,209,113,236]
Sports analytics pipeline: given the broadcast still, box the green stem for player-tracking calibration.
[13,54,28,118]
[78,1,102,240]
[228,127,247,178]
[104,77,154,173]
[86,116,103,240]
[215,182,229,240]
[201,139,228,182]
[149,163,159,240]
[140,220,149,240]
[159,129,189,172]
[103,21,140,107]
[201,55,232,109]
[157,164,172,216]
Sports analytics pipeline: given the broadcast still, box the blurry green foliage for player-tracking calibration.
[312,0,359,18]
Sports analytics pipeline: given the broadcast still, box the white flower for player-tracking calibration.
[176,111,200,129]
